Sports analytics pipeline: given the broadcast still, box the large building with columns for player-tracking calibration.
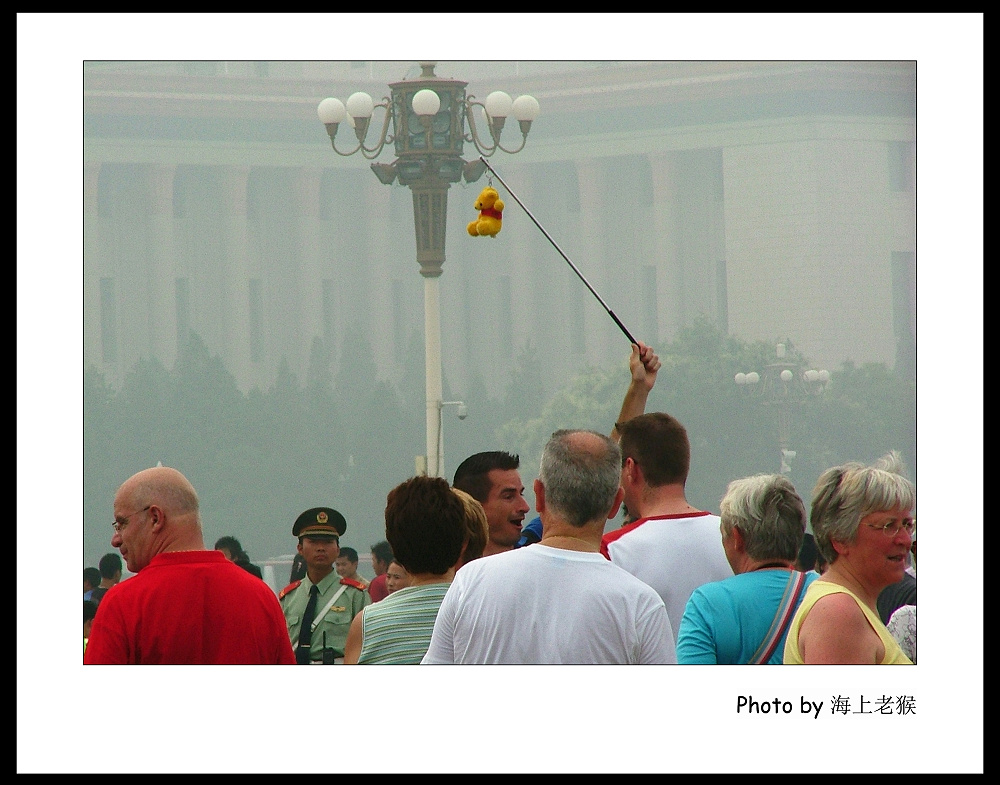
[84,60,916,398]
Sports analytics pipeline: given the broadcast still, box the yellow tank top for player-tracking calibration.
[784,580,913,664]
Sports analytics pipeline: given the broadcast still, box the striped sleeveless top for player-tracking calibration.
[357,582,451,664]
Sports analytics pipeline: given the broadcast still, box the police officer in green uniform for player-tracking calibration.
[280,507,370,664]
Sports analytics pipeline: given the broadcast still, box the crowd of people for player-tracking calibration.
[84,340,915,665]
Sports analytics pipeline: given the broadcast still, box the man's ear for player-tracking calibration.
[623,456,642,486]
[607,486,625,520]
[533,478,545,514]
[730,526,747,554]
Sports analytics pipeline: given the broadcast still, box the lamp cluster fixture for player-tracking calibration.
[317,61,540,187]
[735,342,830,399]
[316,62,538,478]
[735,342,830,475]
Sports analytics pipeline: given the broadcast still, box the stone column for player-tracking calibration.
[648,154,683,343]
[84,162,102,370]
[572,157,608,357]
[362,174,394,352]
[147,164,178,370]
[221,166,251,390]
[295,166,324,356]
[502,160,532,355]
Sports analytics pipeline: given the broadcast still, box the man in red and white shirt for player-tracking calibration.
[602,342,733,643]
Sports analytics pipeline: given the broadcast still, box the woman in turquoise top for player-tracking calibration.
[677,473,818,664]
[784,451,916,664]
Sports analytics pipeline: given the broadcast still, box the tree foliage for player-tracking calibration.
[84,320,916,568]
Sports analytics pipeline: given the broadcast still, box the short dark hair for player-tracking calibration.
[370,540,393,564]
[214,535,244,554]
[618,413,690,487]
[84,600,99,623]
[338,546,359,563]
[452,451,520,504]
[795,532,818,572]
[385,475,467,575]
[98,552,123,580]
[84,567,102,590]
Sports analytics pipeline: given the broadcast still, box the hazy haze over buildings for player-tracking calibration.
[19,13,983,776]
[84,58,917,398]
[81,55,922,556]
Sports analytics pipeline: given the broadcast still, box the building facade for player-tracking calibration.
[83,60,916,398]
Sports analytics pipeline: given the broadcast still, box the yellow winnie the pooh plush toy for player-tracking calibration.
[467,186,504,238]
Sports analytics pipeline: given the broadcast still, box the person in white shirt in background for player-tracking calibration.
[422,428,675,665]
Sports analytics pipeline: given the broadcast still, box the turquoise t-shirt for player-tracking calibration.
[677,569,818,664]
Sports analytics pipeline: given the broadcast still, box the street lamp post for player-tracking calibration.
[318,62,539,477]
[735,342,830,475]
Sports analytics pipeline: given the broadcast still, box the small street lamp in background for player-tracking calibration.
[735,342,830,475]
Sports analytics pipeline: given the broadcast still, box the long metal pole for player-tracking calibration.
[480,156,639,346]
[412,181,449,478]
[424,276,443,477]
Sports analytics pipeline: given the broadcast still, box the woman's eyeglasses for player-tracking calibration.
[864,517,915,537]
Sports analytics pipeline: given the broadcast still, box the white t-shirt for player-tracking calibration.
[602,512,734,644]
[421,543,675,664]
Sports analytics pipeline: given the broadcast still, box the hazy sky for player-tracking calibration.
[19,12,983,775]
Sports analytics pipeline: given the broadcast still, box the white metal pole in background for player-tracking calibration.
[424,276,443,477]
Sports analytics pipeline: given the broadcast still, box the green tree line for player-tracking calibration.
[84,318,916,571]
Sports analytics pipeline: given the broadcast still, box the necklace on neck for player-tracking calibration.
[540,535,598,551]
[751,561,792,572]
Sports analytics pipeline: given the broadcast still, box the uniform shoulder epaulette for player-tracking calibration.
[279,580,302,600]
[340,577,366,590]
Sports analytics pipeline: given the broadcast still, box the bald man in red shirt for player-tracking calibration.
[85,465,294,665]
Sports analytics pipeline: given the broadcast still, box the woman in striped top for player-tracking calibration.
[343,476,485,664]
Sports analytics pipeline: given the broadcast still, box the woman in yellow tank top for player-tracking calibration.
[784,451,915,664]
